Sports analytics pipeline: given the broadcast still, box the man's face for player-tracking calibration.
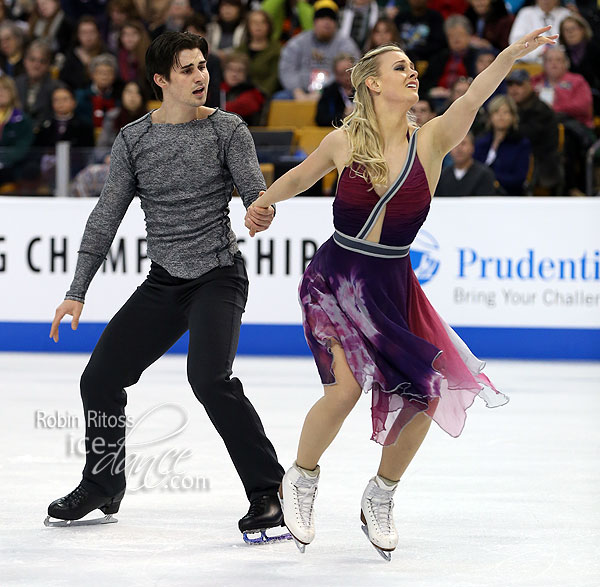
[507,80,532,104]
[411,100,434,125]
[450,136,474,167]
[25,48,50,81]
[544,50,568,79]
[159,48,209,107]
[92,64,116,90]
[313,16,337,43]
[52,88,76,117]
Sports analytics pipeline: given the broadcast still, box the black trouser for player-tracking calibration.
[79,253,284,501]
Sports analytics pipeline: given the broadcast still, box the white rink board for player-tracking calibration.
[0,197,598,329]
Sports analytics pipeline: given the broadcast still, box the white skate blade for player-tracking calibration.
[44,514,118,527]
[242,528,292,545]
[361,524,392,562]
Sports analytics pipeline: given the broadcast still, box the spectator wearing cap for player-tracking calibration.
[508,0,571,64]
[316,53,355,127]
[506,68,562,195]
[420,15,479,99]
[435,133,501,196]
[465,0,514,51]
[339,0,380,52]
[276,0,361,101]
[15,40,60,133]
[394,0,446,62]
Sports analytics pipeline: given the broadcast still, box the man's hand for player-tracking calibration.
[245,198,275,237]
[50,300,83,342]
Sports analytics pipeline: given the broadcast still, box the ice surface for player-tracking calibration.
[1,354,599,586]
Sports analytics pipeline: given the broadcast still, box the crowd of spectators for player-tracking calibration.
[0,0,597,196]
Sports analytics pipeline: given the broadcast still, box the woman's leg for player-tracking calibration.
[296,342,362,471]
[377,412,433,482]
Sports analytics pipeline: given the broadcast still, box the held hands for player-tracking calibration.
[245,192,275,237]
[50,299,83,342]
[506,25,558,61]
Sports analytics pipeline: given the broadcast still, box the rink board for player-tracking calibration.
[0,197,598,359]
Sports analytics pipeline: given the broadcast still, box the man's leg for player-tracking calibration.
[80,274,188,496]
[184,256,284,501]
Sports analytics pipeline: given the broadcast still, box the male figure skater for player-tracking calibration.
[46,32,286,542]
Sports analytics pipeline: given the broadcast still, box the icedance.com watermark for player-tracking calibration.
[34,403,209,493]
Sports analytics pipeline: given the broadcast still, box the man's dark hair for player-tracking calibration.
[145,32,209,100]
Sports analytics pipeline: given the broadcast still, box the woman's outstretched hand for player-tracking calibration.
[506,25,558,61]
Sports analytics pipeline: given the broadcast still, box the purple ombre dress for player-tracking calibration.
[300,128,508,446]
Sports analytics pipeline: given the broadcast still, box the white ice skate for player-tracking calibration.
[360,476,399,562]
[280,462,320,553]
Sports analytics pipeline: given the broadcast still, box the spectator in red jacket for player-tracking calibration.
[220,52,265,125]
[531,46,594,128]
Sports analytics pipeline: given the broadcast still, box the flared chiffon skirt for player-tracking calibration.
[299,237,509,446]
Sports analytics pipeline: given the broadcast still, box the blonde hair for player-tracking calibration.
[487,95,519,131]
[0,75,21,110]
[339,44,415,188]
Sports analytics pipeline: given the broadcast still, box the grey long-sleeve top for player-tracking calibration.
[66,108,266,303]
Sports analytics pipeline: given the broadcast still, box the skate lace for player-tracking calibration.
[247,496,267,517]
[367,486,395,533]
[64,485,89,506]
[293,476,318,526]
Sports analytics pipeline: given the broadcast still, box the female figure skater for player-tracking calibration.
[245,26,556,560]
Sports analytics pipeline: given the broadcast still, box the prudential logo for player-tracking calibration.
[410,230,440,285]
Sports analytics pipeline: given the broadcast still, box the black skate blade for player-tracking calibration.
[361,524,392,562]
[44,514,118,527]
[242,528,292,545]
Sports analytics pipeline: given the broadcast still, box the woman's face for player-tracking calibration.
[0,31,18,57]
[224,60,247,87]
[78,22,100,50]
[490,103,514,131]
[122,82,143,111]
[36,0,60,19]
[561,19,585,46]
[220,3,240,23]
[371,23,393,48]
[373,50,419,107]
[110,8,128,28]
[248,12,269,40]
[0,85,12,108]
[121,26,141,51]
[470,0,491,15]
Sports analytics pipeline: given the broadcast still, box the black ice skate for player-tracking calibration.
[238,494,292,545]
[44,484,125,527]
